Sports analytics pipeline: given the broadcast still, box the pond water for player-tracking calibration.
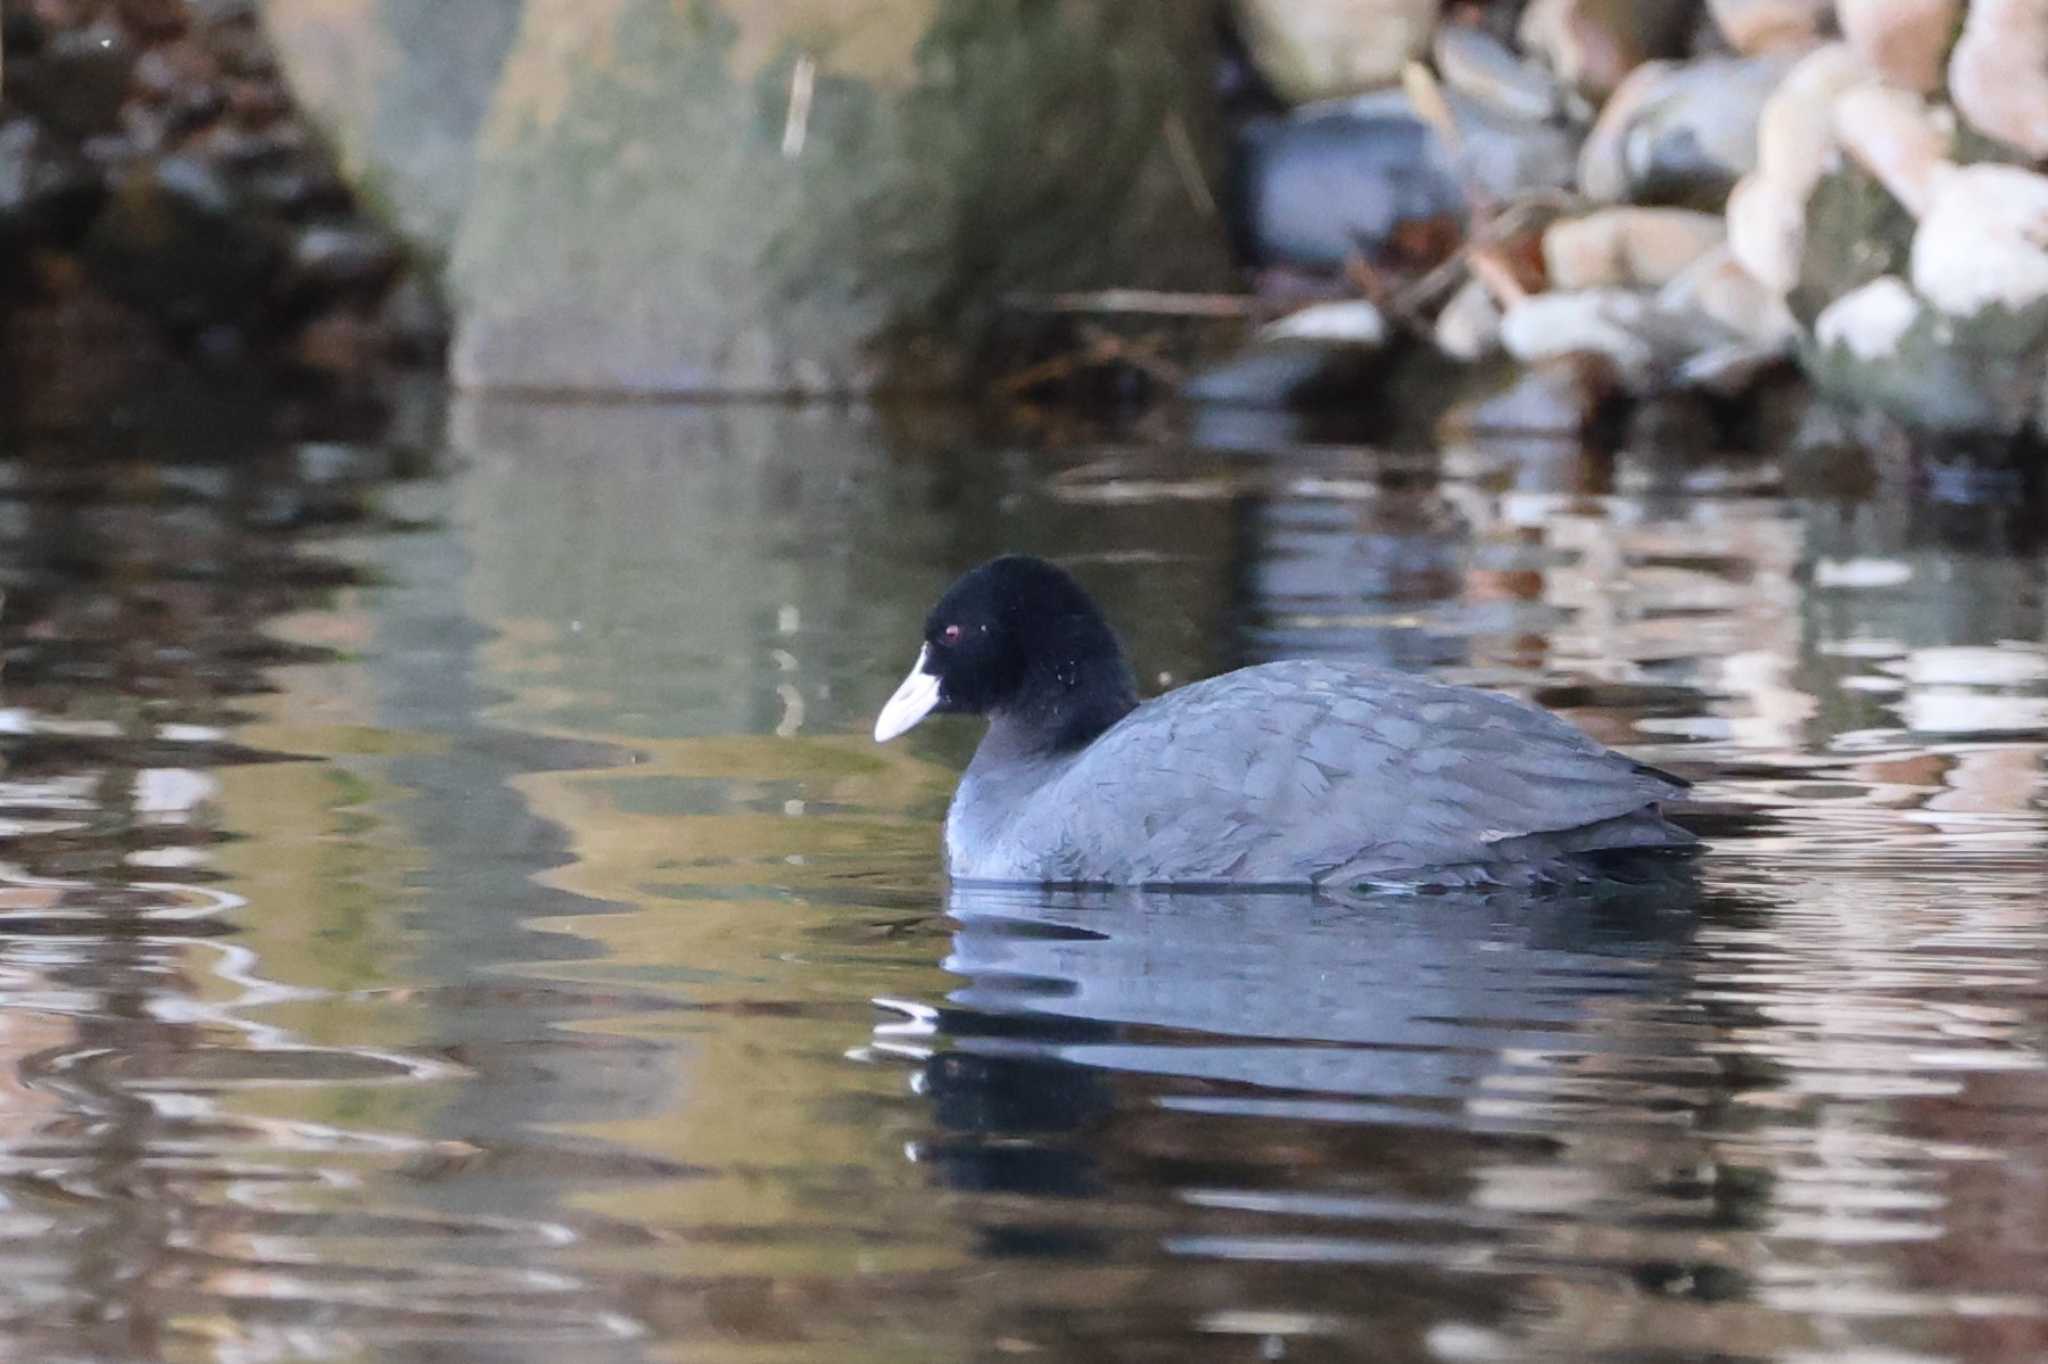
[0,395,2044,1362]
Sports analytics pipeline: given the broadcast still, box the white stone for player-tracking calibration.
[1911,163,2048,317]
[1517,0,1694,99]
[1838,0,1963,93]
[1500,289,1661,381]
[1544,208,1725,290]
[1814,275,1924,360]
[1260,299,1390,346]
[1756,43,1872,185]
[1832,85,1950,217]
[1431,25,1563,123]
[1674,341,1787,394]
[1724,173,1804,295]
[1233,0,1442,104]
[1659,244,1798,347]
[1576,62,1674,202]
[1725,44,1875,295]
[1709,0,1832,54]
[1949,0,2048,158]
[1434,276,1502,360]
[1576,54,1790,206]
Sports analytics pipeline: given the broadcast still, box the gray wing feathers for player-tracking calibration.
[1026,661,1684,884]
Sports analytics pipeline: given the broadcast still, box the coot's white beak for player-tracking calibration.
[874,647,942,742]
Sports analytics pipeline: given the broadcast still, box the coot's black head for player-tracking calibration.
[874,555,1138,753]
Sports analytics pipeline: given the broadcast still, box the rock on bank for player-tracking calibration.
[263,0,1234,395]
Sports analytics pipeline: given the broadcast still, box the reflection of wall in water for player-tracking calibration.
[449,402,1242,744]
[452,402,955,741]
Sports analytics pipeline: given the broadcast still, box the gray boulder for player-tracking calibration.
[1579,55,1795,210]
[264,1,1232,395]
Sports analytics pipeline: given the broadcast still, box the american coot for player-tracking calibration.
[874,555,1695,887]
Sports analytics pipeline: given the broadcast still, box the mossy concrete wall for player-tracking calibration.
[262,0,1233,394]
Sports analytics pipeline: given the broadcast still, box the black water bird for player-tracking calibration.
[874,555,1694,887]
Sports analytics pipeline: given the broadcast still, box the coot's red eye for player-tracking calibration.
[940,624,963,646]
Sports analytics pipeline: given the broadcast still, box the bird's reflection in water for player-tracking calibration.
[901,870,1701,1108]
[870,872,1720,1355]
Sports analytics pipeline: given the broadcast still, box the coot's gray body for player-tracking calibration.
[945,660,1690,887]
[875,556,1694,888]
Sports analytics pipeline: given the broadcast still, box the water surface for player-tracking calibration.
[0,398,2044,1361]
